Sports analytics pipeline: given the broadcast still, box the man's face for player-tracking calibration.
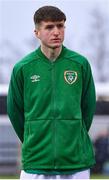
[35,20,65,49]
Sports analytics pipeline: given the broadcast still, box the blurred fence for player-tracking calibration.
[0,86,20,176]
[0,117,20,175]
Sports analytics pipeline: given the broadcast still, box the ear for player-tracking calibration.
[34,29,40,39]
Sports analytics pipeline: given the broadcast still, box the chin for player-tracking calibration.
[51,44,62,49]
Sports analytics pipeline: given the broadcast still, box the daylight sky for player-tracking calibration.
[0,0,109,53]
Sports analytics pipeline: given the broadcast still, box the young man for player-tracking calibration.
[7,6,96,179]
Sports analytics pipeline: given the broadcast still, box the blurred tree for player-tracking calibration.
[87,8,109,82]
[0,37,39,84]
[24,36,39,49]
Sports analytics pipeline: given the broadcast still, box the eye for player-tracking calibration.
[57,24,64,29]
[45,25,54,30]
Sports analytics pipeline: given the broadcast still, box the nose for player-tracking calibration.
[53,26,60,36]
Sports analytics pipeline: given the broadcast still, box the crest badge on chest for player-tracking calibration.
[64,71,77,84]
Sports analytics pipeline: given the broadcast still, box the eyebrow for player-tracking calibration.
[45,23,64,29]
[45,24,54,28]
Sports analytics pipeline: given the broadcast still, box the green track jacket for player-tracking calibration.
[7,46,96,173]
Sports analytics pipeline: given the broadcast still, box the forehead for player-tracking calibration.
[40,20,65,26]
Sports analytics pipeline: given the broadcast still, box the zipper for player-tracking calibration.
[51,61,57,169]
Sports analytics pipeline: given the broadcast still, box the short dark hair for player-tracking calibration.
[34,6,66,26]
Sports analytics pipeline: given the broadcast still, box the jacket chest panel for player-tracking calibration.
[23,61,82,119]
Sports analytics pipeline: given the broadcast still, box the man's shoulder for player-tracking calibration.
[65,47,89,66]
[13,49,39,74]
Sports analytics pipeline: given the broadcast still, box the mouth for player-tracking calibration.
[51,39,61,42]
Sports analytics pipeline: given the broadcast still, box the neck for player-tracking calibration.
[41,45,62,61]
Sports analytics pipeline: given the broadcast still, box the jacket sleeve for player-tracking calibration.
[7,66,24,143]
[81,60,96,132]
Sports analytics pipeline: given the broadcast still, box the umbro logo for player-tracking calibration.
[30,75,40,82]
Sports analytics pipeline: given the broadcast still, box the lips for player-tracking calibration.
[51,39,61,42]
[52,38,60,40]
